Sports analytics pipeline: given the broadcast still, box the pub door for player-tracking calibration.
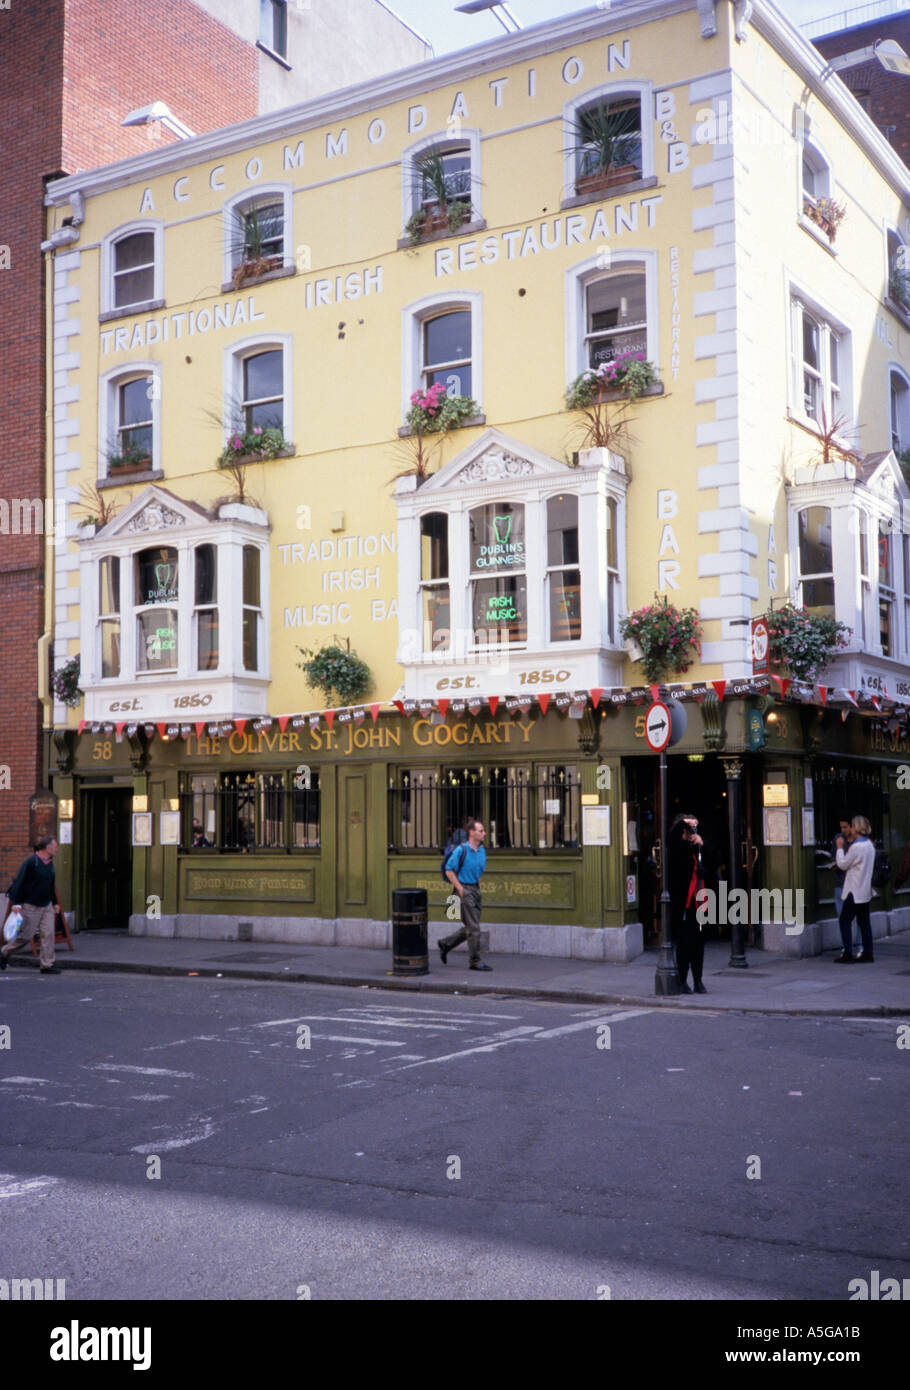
[80,788,133,928]
[336,767,371,917]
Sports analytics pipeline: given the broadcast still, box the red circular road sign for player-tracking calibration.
[644,701,672,752]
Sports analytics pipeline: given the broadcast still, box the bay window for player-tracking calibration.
[890,368,910,453]
[879,522,894,657]
[420,512,450,652]
[396,430,629,698]
[469,501,527,645]
[797,507,835,615]
[98,557,120,679]
[195,544,219,671]
[547,494,581,642]
[243,545,261,671]
[78,486,270,719]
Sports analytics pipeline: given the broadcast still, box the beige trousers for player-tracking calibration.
[2,903,56,969]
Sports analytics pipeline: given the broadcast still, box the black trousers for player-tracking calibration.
[673,905,704,986]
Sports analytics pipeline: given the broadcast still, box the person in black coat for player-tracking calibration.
[668,812,708,994]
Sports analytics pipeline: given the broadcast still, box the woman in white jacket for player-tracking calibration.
[834,815,876,962]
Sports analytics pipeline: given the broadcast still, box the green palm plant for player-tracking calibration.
[405,149,473,244]
[566,102,642,189]
[230,203,284,289]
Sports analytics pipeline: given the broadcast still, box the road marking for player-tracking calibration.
[131,1122,215,1153]
[252,1014,463,1033]
[393,1025,542,1069]
[532,1009,653,1039]
[0,1173,59,1199]
[90,1064,194,1078]
[314,1034,406,1047]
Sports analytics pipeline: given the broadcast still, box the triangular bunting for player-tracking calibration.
[590,688,603,708]
[649,684,661,702]
[841,709,849,722]
[537,694,551,715]
[278,715,290,732]
[711,681,727,701]
[325,710,335,729]
[370,703,380,722]
[843,690,858,707]
[770,674,791,698]
[115,722,126,739]
[437,699,449,718]
[234,719,247,735]
[487,696,499,716]
[818,687,827,707]
[393,700,404,715]
[77,721,86,735]
[156,722,167,739]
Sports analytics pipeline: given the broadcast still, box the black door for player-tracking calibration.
[82,789,133,928]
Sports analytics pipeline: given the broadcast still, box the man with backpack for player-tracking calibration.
[438,818,491,971]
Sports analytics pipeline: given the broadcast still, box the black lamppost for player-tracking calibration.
[721,755,748,968]
[654,744,681,995]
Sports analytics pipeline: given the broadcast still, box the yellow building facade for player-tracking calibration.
[41,0,910,958]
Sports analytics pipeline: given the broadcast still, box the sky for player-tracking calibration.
[385,0,883,55]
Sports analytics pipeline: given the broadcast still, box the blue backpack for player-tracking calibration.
[440,837,468,884]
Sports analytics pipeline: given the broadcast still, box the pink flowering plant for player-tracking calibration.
[218,425,292,465]
[406,382,478,435]
[620,597,702,683]
[763,602,851,681]
[566,353,658,409]
[52,656,82,707]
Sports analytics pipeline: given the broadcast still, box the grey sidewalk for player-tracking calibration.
[4,927,910,1015]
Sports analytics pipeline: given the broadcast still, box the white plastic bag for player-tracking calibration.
[3,910,23,943]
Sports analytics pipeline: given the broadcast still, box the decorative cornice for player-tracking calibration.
[124,502,186,533]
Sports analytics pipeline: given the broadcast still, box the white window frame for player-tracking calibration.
[545,492,582,644]
[789,287,853,435]
[221,185,293,288]
[98,361,161,477]
[401,129,483,230]
[97,555,121,681]
[258,0,288,59]
[223,334,293,446]
[800,137,831,209]
[562,80,654,197]
[877,518,896,658]
[795,504,836,615]
[100,221,164,316]
[418,512,451,654]
[565,250,660,384]
[193,542,220,675]
[401,290,482,424]
[890,364,910,454]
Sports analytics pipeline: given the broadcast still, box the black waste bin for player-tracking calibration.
[391,888,429,976]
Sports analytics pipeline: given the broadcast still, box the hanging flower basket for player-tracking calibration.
[52,656,82,707]
[619,598,701,684]
[297,644,371,706]
[763,603,851,682]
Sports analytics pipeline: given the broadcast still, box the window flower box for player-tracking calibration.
[218,427,293,466]
[575,162,641,196]
[802,196,845,243]
[405,199,473,246]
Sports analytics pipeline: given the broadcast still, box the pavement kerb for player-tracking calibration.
[4,955,908,1017]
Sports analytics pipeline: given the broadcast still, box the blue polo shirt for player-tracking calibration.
[445,842,486,884]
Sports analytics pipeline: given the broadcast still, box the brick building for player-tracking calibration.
[811,0,910,168]
[0,0,428,890]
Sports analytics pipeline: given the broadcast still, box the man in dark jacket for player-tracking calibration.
[1,837,62,974]
[668,812,707,994]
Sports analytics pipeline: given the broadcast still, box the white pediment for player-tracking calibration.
[417,428,574,496]
[865,450,909,501]
[91,485,210,542]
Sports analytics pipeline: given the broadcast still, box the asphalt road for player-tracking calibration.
[1,970,908,1300]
